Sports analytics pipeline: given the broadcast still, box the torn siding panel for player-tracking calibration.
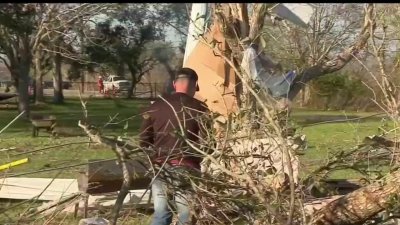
[183,3,208,65]
[184,20,238,116]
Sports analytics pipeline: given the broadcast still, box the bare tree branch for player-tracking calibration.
[288,4,375,101]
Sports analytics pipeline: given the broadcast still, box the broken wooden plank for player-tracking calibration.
[0,178,79,201]
[37,190,151,216]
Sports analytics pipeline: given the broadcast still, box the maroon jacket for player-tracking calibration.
[139,93,209,170]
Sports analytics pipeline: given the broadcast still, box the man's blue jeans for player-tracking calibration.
[150,174,191,225]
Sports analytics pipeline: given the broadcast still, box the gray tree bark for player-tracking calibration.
[34,51,44,104]
[53,49,64,104]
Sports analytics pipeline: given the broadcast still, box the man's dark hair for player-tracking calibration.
[175,67,198,81]
[175,67,199,91]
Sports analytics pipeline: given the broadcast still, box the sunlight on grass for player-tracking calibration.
[0,100,386,223]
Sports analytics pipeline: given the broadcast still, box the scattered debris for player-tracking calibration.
[36,190,150,216]
[30,193,81,218]
[304,195,342,215]
[0,146,16,152]
[78,217,109,225]
[0,158,29,171]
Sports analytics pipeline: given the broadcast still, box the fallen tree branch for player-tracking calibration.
[78,120,146,225]
[26,193,82,218]
[311,169,400,225]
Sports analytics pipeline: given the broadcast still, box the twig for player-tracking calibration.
[301,113,385,128]
[6,158,116,178]
[12,141,92,157]
[0,110,25,134]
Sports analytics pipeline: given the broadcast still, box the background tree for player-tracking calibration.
[82,3,191,98]
[39,4,113,103]
[210,3,374,109]
[0,4,37,116]
[262,4,364,106]
[83,4,165,98]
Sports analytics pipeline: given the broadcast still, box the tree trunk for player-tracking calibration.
[80,71,85,93]
[35,75,44,103]
[311,170,400,225]
[34,52,44,104]
[215,4,268,109]
[300,85,311,107]
[117,63,125,77]
[17,63,30,117]
[127,64,137,99]
[53,51,64,104]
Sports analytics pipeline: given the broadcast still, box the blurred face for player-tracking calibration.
[173,78,198,97]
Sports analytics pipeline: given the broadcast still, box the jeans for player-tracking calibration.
[150,168,193,225]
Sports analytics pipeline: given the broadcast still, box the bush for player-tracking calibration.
[309,72,369,110]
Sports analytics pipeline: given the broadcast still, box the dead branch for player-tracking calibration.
[311,170,400,225]
[78,120,147,225]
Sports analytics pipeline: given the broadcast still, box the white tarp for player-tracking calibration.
[241,46,296,98]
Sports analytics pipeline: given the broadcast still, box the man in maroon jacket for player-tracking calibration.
[139,67,209,225]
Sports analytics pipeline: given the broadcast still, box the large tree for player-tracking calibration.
[31,4,58,104]
[83,4,167,98]
[34,4,113,103]
[262,4,365,105]
[0,4,37,115]
[83,3,192,98]
[209,3,374,109]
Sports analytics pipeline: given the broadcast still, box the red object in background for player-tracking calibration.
[97,77,104,94]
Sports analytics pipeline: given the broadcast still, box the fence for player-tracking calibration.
[67,81,166,98]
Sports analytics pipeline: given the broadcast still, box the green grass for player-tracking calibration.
[292,108,386,179]
[0,97,150,178]
[299,120,383,179]
[0,97,153,224]
[0,102,385,179]
[0,100,388,224]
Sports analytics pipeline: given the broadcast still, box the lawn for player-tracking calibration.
[0,99,385,179]
[0,97,152,224]
[296,110,385,179]
[0,97,150,179]
[0,98,386,224]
